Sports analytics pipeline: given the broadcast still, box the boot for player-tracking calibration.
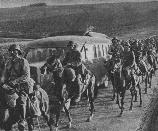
[17,93,27,129]
[18,104,26,129]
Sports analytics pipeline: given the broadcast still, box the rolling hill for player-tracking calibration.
[0,1,158,39]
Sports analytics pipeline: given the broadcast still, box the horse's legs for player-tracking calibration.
[87,89,89,102]
[111,79,115,101]
[27,118,34,131]
[114,78,119,104]
[87,98,95,122]
[138,84,142,107]
[134,89,138,102]
[141,75,144,83]
[86,83,95,122]
[112,85,115,101]
[120,89,125,116]
[4,124,13,131]
[149,72,152,88]
[145,74,148,94]
[129,76,137,110]
[55,104,61,128]
[63,105,72,128]
[129,87,135,110]
[116,92,120,108]
[42,111,52,131]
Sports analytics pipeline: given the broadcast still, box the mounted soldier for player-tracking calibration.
[108,37,124,75]
[122,42,138,86]
[62,41,91,103]
[131,40,147,75]
[149,37,158,61]
[146,38,157,71]
[109,41,142,115]
[3,44,35,129]
[41,53,64,102]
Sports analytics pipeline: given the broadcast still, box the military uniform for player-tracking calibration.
[108,44,124,60]
[146,42,157,71]
[132,41,147,75]
[122,43,137,87]
[122,50,135,69]
[5,57,34,93]
[45,55,64,101]
[5,44,34,128]
[63,48,82,66]
[63,41,90,80]
[63,41,91,102]
[108,37,124,75]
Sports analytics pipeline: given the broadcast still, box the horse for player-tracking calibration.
[143,52,156,94]
[107,60,142,116]
[40,59,96,129]
[0,60,52,131]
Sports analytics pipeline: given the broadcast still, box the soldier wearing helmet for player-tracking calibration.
[122,42,138,85]
[131,40,147,75]
[63,41,79,65]
[4,44,34,128]
[63,41,91,103]
[108,37,124,59]
[146,38,157,71]
[108,37,124,73]
[122,42,136,69]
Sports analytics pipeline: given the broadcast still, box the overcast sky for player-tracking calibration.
[0,0,157,8]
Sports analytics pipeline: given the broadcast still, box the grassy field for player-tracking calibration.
[0,1,158,39]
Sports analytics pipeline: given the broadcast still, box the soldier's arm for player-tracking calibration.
[13,59,30,83]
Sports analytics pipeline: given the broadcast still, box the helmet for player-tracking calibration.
[8,44,22,55]
[112,37,119,43]
[67,41,75,47]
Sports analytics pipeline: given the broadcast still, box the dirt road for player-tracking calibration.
[26,71,157,131]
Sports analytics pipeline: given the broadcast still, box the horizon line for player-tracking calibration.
[0,0,157,9]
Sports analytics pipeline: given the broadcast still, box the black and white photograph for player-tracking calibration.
[0,0,158,131]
